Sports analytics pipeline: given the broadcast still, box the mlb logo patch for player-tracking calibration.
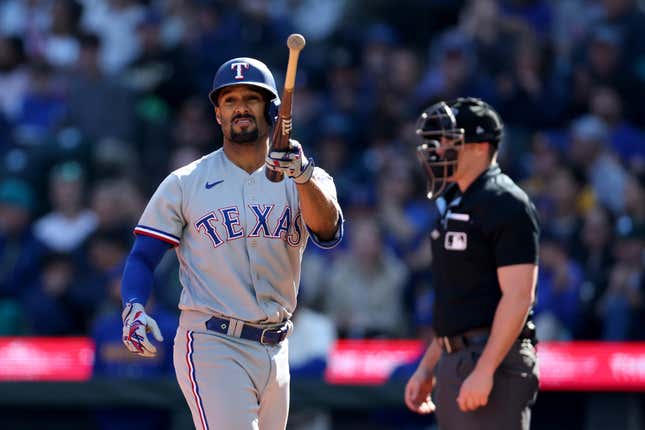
[445,231,467,251]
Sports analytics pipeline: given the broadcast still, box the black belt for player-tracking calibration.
[205,316,290,345]
[438,325,536,354]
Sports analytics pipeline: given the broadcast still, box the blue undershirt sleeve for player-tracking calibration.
[120,235,172,306]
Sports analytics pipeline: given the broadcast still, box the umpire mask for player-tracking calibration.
[415,101,465,200]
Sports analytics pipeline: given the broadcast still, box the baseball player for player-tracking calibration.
[404,98,539,429]
[120,57,343,430]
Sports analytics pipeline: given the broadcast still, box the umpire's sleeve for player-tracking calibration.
[493,195,540,267]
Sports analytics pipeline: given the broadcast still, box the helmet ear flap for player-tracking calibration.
[266,98,280,126]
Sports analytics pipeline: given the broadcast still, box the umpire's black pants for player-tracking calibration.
[434,339,539,430]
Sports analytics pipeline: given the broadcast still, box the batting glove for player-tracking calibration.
[265,139,315,184]
[122,302,164,357]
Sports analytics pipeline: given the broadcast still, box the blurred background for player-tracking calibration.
[0,0,643,429]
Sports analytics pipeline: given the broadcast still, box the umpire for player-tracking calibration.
[404,98,540,430]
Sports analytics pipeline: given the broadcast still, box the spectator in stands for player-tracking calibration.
[324,214,409,338]
[33,161,97,253]
[91,137,140,180]
[322,46,373,131]
[89,178,144,240]
[534,231,585,340]
[0,35,29,122]
[575,204,616,339]
[621,173,645,225]
[568,114,628,213]
[80,0,146,74]
[578,204,615,284]
[568,24,628,120]
[595,0,645,123]
[0,178,43,297]
[596,219,644,340]
[75,229,131,331]
[377,156,433,264]
[376,156,434,325]
[589,86,645,167]
[415,29,496,108]
[550,0,603,69]
[22,251,85,335]
[171,96,217,155]
[65,32,136,144]
[0,0,50,41]
[0,109,11,152]
[359,24,399,115]
[382,47,421,115]
[459,0,515,78]
[42,0,83,69]
[184,1,247,95]
[13,61,68,145]
[0,298,26,335]
[521,132,564,199]
[285,0,346,42]
[0,178,42,334]
[311,114,365,208]
[540,163,586,253]
[500,0,554,38]
[123,9,196,110]
[496,35,565,130]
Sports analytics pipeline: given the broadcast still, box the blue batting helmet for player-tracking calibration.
[208,57,280,125]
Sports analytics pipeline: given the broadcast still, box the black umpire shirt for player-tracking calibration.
[430,165,540,337]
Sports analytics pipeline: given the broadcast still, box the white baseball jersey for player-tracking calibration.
[134,148,340,324]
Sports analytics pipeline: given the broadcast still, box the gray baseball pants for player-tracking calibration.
[173,310,290,430]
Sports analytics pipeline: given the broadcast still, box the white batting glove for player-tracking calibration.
[122,302,164,358]
[265,139,315,184]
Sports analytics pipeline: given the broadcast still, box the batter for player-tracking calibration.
[120,57,343,430]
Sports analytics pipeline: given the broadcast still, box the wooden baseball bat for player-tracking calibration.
[266,33,306,182]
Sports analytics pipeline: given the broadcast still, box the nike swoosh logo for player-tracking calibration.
[205,180,224,189]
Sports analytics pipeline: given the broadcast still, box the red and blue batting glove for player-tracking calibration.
[122,302,164,358]
[265,139,315,184]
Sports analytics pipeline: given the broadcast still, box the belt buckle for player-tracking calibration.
[260,324,288,345]
[260,328,271,345]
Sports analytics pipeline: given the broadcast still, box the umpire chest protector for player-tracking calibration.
[430,165,539,337]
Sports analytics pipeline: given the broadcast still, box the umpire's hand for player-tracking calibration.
[457,367,493,411]
[404,367,436,414]
[122,302,164,357]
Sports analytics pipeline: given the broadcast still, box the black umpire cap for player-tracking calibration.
[449,97,503,147]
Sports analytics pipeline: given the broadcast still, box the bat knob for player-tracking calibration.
[287,34,306,51]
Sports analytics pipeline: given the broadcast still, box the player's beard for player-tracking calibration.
[229,114,259,144]
[230,129,259,143]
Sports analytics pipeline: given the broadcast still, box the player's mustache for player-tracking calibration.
[232,114,255,122]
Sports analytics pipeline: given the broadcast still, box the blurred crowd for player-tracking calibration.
[0,0,644,383]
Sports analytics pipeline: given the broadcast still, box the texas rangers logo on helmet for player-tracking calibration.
[231,62,250,80]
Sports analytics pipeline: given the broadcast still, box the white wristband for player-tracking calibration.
[293,158,314,184]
